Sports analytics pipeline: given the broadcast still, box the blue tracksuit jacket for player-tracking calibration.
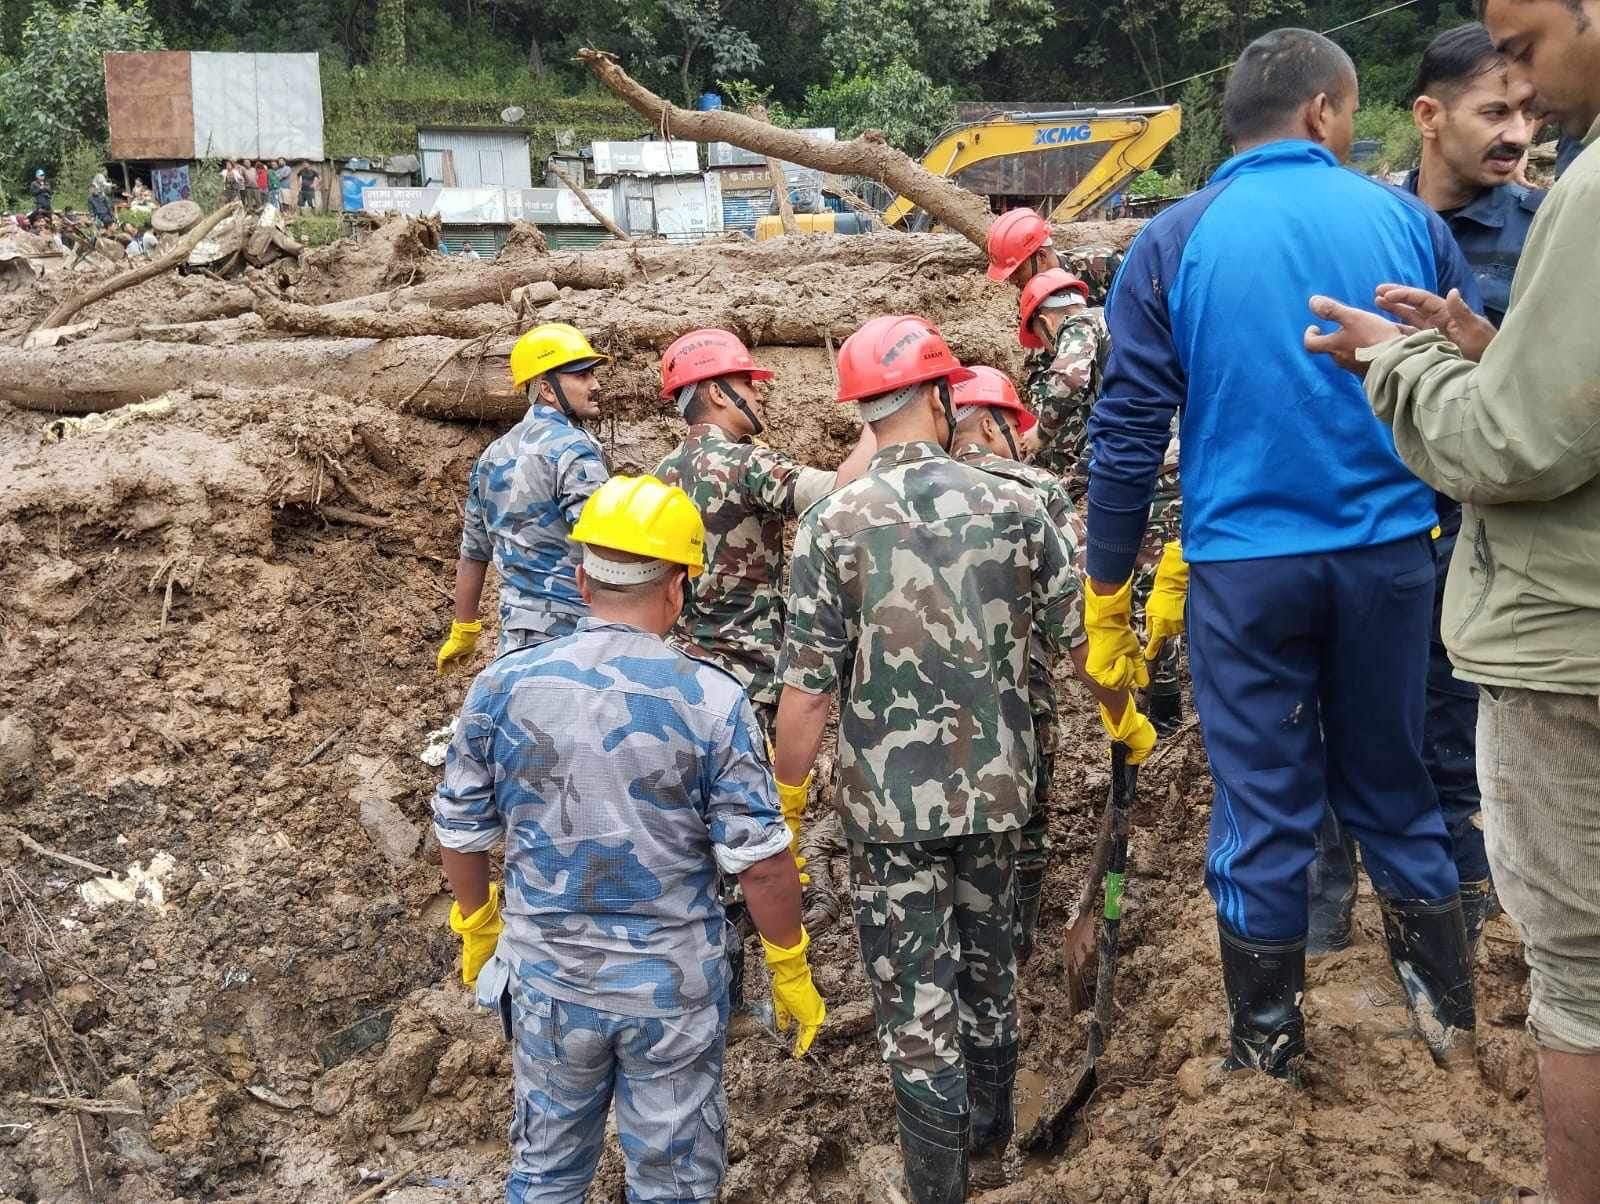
[1084,140,1481,582]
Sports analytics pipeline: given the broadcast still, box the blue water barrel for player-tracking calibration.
[696,92,723,111]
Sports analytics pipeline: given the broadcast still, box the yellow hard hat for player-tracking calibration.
[509,323,609,390]
[570,475,705,577]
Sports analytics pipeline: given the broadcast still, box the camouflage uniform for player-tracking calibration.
[1025,313,1184,692]
[652,422,833,735]
[459,405,609,655]
[953,447,1086,955]
[778,441,1078,1110]
[432,617,789,1203]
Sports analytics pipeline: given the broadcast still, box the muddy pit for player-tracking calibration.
[0,224,1545,1203]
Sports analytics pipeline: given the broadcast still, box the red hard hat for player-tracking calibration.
[952,365,1037,435]
[835,315,974,403]
[985,208,1052,282]
[659,328,773,398]
[1018,268,1090,349]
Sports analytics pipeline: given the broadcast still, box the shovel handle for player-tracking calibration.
[1088,742,1136,1059]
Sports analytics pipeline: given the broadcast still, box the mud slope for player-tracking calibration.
[0,226,1544,1204]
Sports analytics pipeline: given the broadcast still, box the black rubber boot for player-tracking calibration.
[1307,814,1359,955]
[1142,683,1184,736]
[965,1040,1017,1190]
[1013,862,1046,966]
[894,1085,967,1204]
[1458,878,1500,953]
[1218,923,1306,1079]
[1379,894,1477,1070]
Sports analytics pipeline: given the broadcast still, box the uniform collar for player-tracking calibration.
[869,440,949,470]
[1210,139,1339,184]
[684,422,742,445]
[529,402,577,429]
[1402,168,1516,230]
[575,616,658,638]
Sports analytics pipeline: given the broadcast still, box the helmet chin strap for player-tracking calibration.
[713,377,764,438]
[995,414,1021,461]
[545,371,576,420]
[936,379,956,452]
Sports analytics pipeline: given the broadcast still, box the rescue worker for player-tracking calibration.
[651,327,875,738]
[1304,0,1600,1189]
[437,324,610,673]
[1021,268,1188,734]
[1084,28,1482,1078]
[433,474,825,1204]
[650,327,873,1020]
[770,315,1104,1201]
[1309,21,1543,956]
[946,365,1157,963]
[984,206,1061,289]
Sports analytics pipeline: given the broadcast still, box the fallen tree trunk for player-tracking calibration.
[37,202,241,331]
[254,294,507,340]
[578,49,994,249]
[0,336,527,421]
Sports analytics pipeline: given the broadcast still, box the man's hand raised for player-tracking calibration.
[1375,285,1496,362]
[1303,296,1407,375]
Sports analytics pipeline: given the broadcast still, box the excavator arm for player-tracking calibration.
[880,105,1182,228]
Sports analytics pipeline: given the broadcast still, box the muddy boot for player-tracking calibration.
[894,1085,967,1204]
[1379,894,1477,1071]
[1459,878,1500,953]
[1307,810,1359,955]
[1012,863,1046,967]
[1218,924,1306,1079]
[964,1040,1017,1191]
[1142,682,1184,736]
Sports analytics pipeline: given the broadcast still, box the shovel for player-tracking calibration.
[1020,741,1136,1151]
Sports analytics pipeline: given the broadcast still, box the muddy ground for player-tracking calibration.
[0,224,1545,1203]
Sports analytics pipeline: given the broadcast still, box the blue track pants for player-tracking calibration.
[1190,534,1458,941]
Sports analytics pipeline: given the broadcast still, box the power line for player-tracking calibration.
[1111,0,1428,104]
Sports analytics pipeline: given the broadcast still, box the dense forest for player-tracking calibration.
[0,0,1479,202]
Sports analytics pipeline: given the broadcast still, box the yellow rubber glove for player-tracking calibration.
[1084,578,1150,691]
[436,619,482,675]
[1099,701,1157,765]
[776,773,812,886]
[761,928,826,1057]
[1142,541,1189,661]
[448,883,502,987]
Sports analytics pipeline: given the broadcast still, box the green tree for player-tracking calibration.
[802,60,956,154]
[661,0,761,105]
[374,0,406,67]
[1172,75,1226,187]
[0,0,163,190]
[818,0,1053,83]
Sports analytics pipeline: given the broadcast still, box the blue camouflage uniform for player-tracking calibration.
[432,618,791,1204]
[459,405,609,655]
[1311,173,1543,936]
[1087,140,1480,942]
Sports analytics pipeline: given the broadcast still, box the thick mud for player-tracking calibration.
[0,225,1544,1203]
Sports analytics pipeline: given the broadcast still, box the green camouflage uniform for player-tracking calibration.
[1025,308,1184,690]
[653,423,832,739]
[953,447,1085,946]
[778,441,1078,1109]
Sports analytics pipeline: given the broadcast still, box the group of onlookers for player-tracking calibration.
[221,159,320,212]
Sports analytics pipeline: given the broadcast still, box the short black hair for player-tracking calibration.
[1412,22,1501,100]
[681,386,714,425]
[1222,28,1358,144]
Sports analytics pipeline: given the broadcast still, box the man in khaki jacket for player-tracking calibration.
[1305,0,1599,1193]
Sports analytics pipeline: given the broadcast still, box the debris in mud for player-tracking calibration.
[77,852,178,913]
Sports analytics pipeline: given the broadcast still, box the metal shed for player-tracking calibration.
[416,126,534,190]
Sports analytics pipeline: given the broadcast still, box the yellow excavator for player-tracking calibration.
[754,104,1182,239]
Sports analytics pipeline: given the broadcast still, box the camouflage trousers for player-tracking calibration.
[498,611,581,657]
[506,971,729,1204]
[847,831,1022,1112]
